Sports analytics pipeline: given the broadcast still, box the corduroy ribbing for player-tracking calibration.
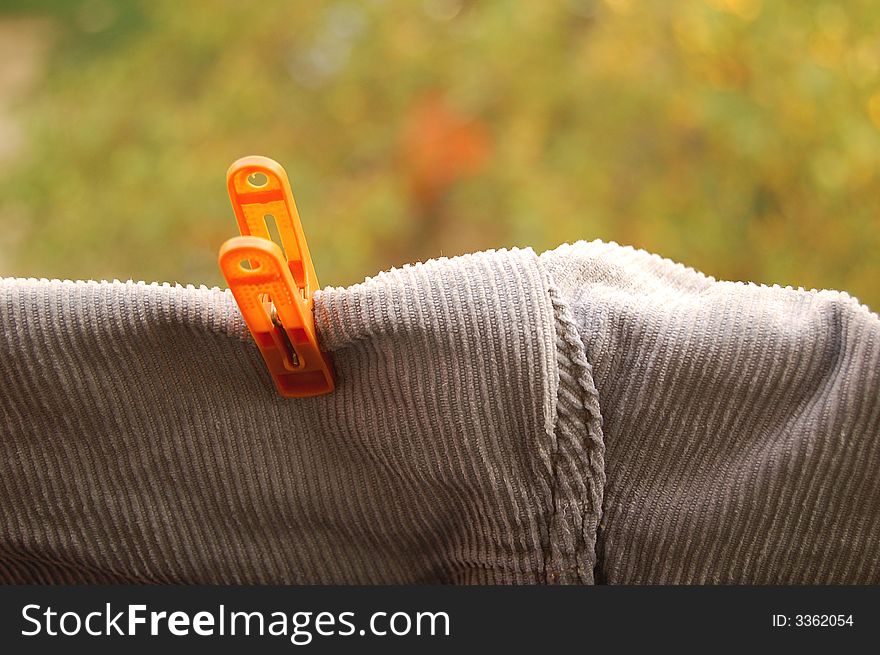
[0,248,602,584]
[540,282,606,583]
[542,240,880,584]
[2,240,879,584]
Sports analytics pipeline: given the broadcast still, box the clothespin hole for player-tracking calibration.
[263,214,285,257]
[239,258,261,272]
[247,171,268,188]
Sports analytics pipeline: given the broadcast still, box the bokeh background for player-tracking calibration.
[0,0,878,308]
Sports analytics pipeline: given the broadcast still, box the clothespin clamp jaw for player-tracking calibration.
[218,156,334,397]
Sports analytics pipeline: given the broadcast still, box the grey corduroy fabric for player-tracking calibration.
[542,241,880,584]
[0,241,878,584]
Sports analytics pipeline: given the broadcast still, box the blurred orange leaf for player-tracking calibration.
[399,92,491,210]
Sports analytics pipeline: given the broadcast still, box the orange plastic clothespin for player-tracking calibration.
[218,156,334,397]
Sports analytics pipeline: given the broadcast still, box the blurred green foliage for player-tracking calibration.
[0,0,877,308]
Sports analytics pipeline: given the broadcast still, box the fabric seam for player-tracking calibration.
[542,267,607,584]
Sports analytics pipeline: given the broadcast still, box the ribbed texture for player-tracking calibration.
[543,283,606,583]
[0,248,601,584]
[1,240,878,584]
[542,240,880,584]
